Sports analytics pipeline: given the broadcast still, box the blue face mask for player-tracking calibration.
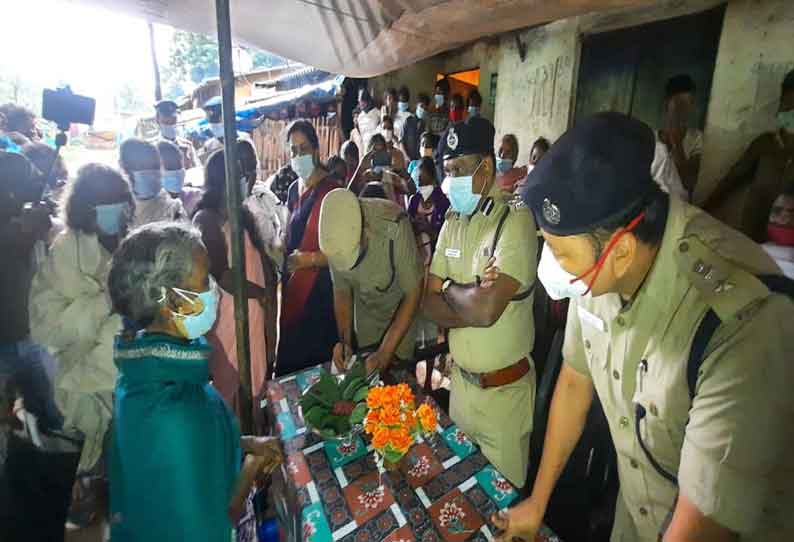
[169,277,220,340]
[434,94,445,108]
[132,170,162,200]
[95,203,128,236]
[162,169,186,194]
[159,124,177,140]
[398,101,409,113]
[495,158,514,173]
[468,106,479,117]
[444,160,484,216]
[778,110,794,133]
[291,153,315,181]
[416,106,426,120]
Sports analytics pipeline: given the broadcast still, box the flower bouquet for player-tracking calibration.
[299,360,370,440]
[363,383,437,468]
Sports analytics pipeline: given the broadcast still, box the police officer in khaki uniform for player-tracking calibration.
[319,189,423,375]
[199,97,253,166]
[423,117,537,488]
[494,113,794,542]
[154,100,198,169]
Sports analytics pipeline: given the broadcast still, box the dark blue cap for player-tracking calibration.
[520,112,656,236]
[154,100,178,115]
[439,117,496,160]
[203,96,222,110]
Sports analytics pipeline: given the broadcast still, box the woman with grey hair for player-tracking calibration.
[107,222,282,541]
[28,162,134,527]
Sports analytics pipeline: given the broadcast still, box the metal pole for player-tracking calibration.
[215,0,254,434]
[148,22,162,102]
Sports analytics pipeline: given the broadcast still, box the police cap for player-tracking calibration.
[520,112,656,236]
[154,100,178,116]
[438,117,496,161]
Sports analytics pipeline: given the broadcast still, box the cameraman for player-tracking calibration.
[0,104,40,141]
[0,150,62,430]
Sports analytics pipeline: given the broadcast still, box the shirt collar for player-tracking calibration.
[621,196,690,316]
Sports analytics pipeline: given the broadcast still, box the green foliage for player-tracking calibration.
[0,73,41,114]
[163,30,287,88]
[115,81,147,114]
[166,31,220,85]
[382,446,405,465]
[298,365,371,439]
[350,403,368,425]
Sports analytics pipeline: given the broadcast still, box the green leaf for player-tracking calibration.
[304,371,341,409]
[347,359,366,382]
[353,386,369,404]
[383,447,406,464]
[299,390,323,411]
[303,406,329,430]
[319,428,336,439]
[350,403,368,424]
[342,377,364,400]
[332,416,351,435]
[316,371,342,402]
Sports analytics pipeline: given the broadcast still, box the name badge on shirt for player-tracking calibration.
[578,306,605,332]
[445,248,461,258]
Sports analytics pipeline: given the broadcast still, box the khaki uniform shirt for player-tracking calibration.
[430,185,537,373]
[157,135,198,169]
[563,197,794,541]
[329,198,422,361]
[430,185,538,487]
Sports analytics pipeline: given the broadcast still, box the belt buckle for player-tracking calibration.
[459,367,483,388]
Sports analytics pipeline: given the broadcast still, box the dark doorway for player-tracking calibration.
[574,6,725,130]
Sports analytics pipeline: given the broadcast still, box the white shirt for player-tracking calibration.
[393,110,412,141]
[762,242,794,279]
[357,108,381,152]
[650,140,688,201]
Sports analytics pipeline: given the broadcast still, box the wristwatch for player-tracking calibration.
[441,278,454,295]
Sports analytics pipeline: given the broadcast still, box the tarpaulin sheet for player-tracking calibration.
[69,0,655,77]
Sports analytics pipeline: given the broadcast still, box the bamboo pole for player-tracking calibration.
[215,0,253,434]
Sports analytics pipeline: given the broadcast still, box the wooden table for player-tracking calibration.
[264,364,562,542]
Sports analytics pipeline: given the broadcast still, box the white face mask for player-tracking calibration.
[291,153,315,181]
[537,244,590,300]
[419,185,435,201]
[382,129,394,143]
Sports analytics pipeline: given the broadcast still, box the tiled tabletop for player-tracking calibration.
[265,364,562,542]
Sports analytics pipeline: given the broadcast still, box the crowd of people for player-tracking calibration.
[0,68,792,542]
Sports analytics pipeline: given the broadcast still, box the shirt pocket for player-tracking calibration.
[632,355,688,476]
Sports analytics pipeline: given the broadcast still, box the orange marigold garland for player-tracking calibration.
[364,383,437,464]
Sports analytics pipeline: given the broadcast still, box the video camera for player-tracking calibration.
[38,86,96,190]
[41,87,95,131]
